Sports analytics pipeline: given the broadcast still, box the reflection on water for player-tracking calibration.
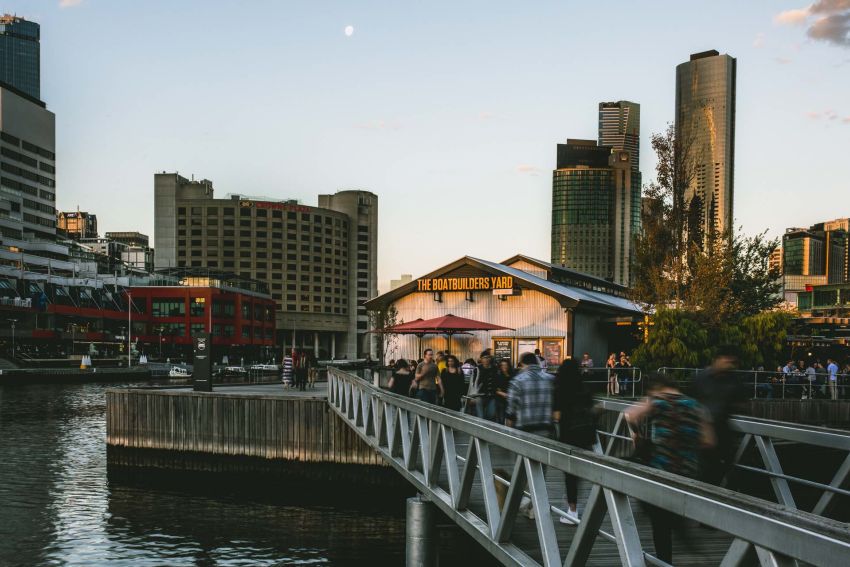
[0,382,431,566]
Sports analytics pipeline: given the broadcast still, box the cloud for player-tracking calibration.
[806,109,850,122]
[775,8,810,24]
[354,120,401,131]
[775,56,794,64]
[516,164,541,176]
[753,32,766,47]
[59,0,83,7]
[843,116,850,123]
[775,1,850,47]
[478,111,495,121]
[806,111,822,119]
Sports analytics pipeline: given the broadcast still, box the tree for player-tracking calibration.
[738,311,793,370]
[368,305,400,363]
[730,231,783,317]
[631,309,713,372]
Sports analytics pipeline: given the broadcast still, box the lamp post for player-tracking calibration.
[127,291,132,368]
[7,318,16,357]
[157,326,164,359]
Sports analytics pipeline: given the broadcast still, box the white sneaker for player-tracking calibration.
[559,508,580,524]
[518,496,535,519]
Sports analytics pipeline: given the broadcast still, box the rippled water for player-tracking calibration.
[0,382,426,566]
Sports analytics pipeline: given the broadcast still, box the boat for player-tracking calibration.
[168,366,192,378]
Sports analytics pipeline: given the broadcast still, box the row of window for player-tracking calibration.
[178,205,349,228]
[0,131,56,160]
[1,161,54,188]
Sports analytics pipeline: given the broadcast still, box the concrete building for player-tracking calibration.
[675,50,736,246]
[57,210,98,239]
[0,15,40,100]
[551,139,638,286]
[153,172,377,359]
[390,274,413,291]
[0,85,55,241]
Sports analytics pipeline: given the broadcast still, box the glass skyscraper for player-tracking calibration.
[551,140,638,285]
[598,101,640,175]
[675,50,736,246]
[0,15,40,100]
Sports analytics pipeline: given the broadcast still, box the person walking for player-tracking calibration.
[462,358,482,416]
[554,358,596,524]
[489,358,513,423]
[690,346,748,485]
[626,373,715,564]
[534,348,548,370]
[281,350,294,389]
[440,355,465,411]
[296,349,309,391]
[606,353,619,396]
[506,352,555,519]
[827,358,840,400]
[476,353,498,419]
[388,359,414,397]
[413,348,439,405]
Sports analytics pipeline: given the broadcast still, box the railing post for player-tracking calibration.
[406,494,437,567]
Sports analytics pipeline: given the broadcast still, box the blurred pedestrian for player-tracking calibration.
[554,358,596,524]
[440,355,465,411]
[690,346,747,485]
[477,353,497,420]
[626,373,715,564]
[388,359,414,397]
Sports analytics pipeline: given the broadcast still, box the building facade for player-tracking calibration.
[0,85,55,241]
[153,173,377,359]
[598,100,640,175]
[781,220,849,305]
[365,254,641,367]
[0,15,39,100]
[551,139,638,286]
[675,49,736,246]
[57,210,98,239]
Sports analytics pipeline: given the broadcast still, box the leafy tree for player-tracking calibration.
[730,231,783,317]
[631,309,712,371]
[738,311,793,370]
[368,305,400,363]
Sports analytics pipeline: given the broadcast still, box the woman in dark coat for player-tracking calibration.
[554,358,596,523]
[439,355,465,411]
[388,359,414,396]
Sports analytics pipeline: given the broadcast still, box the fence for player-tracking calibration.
[659,367,850,400]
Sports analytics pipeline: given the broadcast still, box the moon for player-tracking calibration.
[344,25,354,37]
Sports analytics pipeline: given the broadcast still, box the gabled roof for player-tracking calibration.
[366,254,642,316]
[501,254,629,293]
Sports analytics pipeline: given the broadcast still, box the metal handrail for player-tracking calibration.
[328,368,850,567]
[658,367,850,400]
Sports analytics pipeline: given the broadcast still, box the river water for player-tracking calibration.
[0,381,481,566]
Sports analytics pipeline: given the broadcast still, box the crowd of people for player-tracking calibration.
[761,358,850,400]
[384,345,752,564]
[281,348,318,391]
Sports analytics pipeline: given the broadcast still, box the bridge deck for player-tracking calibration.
[450,435,733,566]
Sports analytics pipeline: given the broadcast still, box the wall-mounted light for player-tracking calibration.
[433,291,442,302]
[465,291,474,302]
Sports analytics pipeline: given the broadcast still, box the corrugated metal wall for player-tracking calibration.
[385,289,570,363]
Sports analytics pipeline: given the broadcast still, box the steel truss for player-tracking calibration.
[328,369,850,567]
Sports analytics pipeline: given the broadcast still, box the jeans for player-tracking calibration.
[416,388,437,405]
[484,397,504,423]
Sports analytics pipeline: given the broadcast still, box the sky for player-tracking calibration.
[7,0,850,292]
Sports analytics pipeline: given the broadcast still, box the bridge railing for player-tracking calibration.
[327,367,850,567]
[595,398,850,521]
[658,367,850,400]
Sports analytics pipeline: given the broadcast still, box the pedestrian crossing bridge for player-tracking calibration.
[327,368,850,567]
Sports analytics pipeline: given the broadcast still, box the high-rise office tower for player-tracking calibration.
[675,50,736,246]
[0,15,40,100]
[598,101,640,175]
[551,139,637,285]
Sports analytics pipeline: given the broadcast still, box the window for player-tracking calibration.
[152,298,185,317]
[190,297,206,317]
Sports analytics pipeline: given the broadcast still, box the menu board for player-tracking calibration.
[517,339,538,358]
[542,339,563,367]
[493,339,513,365]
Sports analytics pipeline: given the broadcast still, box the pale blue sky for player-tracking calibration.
[9,0,850,291]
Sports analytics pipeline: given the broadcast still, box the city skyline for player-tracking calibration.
[9,0,850,292]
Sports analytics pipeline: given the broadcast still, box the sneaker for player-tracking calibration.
[518,496,535,520]
[559,509,580,524]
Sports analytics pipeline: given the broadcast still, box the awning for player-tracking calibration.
[394,314,513,334]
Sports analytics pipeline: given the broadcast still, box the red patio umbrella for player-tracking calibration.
[397,314,513,355]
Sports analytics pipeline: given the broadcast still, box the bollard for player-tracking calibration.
[406,495,437,567]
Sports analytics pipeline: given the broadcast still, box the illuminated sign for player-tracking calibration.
[416,276,514,292]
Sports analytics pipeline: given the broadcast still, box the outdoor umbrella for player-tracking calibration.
[397,314,514,355]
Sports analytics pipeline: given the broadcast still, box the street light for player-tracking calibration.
[156,326,165,359]
[7,318,16,357]
[127,291,132,368]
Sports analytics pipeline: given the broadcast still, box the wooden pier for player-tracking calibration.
[106,384,398,485]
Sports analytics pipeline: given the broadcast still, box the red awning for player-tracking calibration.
[391,314,513,334]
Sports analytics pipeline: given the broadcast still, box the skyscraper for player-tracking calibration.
[551,139,637,285]
[598,101,640,175]
[0,15,40,100]
[675,50,736,245]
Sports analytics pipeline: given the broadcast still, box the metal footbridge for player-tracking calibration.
[327,368,850,567]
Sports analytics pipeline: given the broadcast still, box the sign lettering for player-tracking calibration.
[416,276,514,292]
